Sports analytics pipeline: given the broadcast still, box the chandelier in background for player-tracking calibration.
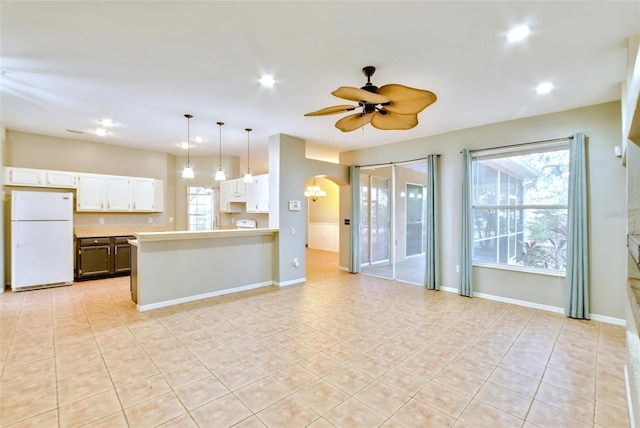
[304,177,326,202]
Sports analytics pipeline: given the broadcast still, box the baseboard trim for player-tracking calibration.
[339,266,350,272]
[137,281,273,311]
[472,291,565,314]
[590,313,625,326]
[625,365,636,428]
[275,278,306,287]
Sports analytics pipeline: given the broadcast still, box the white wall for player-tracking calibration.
[341,102,627,320]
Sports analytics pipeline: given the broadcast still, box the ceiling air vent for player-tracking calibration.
[65,129,85,135]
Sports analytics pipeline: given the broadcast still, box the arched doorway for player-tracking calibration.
[305,175,340,273]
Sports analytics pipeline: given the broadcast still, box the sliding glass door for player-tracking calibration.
[360,162,428,284]
[360,168,392,278]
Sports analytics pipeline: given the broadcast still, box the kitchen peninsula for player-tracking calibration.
[130,228,279,311]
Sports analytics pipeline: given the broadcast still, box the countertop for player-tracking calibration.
[134,228,278,242]
[74,226,170,238]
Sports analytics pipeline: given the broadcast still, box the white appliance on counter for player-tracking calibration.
[11,190,74,291]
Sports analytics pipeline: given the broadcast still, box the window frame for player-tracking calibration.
[470,141,570,276]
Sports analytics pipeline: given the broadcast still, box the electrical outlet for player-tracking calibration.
[99,218,104,225]
[456,264,460,273]
[290,227,295,235]
[148,217,153,224]
[169,217,174,223]
[293,258,299,267]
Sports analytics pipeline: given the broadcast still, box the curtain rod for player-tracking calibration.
[356,154,441,169]
[462,136,573,154]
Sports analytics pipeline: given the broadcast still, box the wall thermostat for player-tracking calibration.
[288,200,301,211]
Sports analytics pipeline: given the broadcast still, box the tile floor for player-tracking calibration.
[0,249,630,427]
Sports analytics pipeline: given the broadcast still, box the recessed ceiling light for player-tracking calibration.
[92,128,109,136]
[98,118,116,127]
[535,82,554,94]
[506,25,531,43]
[192,136,206,143]
[259,75,276,87]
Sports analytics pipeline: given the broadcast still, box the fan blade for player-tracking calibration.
[304,105,357,116]
[331,87,389,104]
[335,112,373,132]
[377,84,437,114]
[370,111,418,130]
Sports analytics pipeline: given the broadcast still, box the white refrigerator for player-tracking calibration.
[11,190,74,291]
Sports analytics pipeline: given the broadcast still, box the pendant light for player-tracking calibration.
[214,121,226,181]
[243,128,253,183]
[181,114,195,179]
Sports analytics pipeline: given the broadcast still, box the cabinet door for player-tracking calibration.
[77,174,107,211]
[107,176,131,211]
[245,178,258,213]
[131,178,154,211]
[78,246,111,278]
[113,244,131,273]
[231,179,247,202]
[46,170,77,188]
[219,181,232,212]
[5,167,45,186]
[256,174,269,212]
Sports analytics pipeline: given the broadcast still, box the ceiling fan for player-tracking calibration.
[304,66,437,132]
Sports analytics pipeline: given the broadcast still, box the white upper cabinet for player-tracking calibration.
[219,180,243,213]
[246,174,269,213]
[4,167,45,186]
[76,173,163,212]
[5,167,78,188]
[45,170,77,188]
[3,167,164,212]
[77,174,107,211]
[106,176,131,211]
[131,178,163,212]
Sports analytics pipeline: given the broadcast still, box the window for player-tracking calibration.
[472,142,570,273]
[187,187,215,231]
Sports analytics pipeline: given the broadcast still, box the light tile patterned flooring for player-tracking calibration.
[0,249,630,427]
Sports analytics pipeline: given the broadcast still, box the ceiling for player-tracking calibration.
[1,1,639,165]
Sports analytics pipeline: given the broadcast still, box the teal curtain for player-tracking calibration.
[425,154,441,290]
[460,149,473,297]
[349,165,361,273]
[565,133,589,319]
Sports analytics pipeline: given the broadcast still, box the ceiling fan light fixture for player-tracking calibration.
[305,66,436,132]
[182,114,195,179]
[214,121,226,181]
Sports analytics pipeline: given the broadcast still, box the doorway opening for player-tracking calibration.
[359,161,428,284]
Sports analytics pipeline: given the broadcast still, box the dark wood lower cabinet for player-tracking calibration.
[76,236,135,280]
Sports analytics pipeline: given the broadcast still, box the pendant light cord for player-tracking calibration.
[217,121,224,169]
[246,128,252,172]
[184,114,193,165]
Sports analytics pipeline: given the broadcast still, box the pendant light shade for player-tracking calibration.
[181,114,195,179]
[214,121,226,181]
[243,128,253,184]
